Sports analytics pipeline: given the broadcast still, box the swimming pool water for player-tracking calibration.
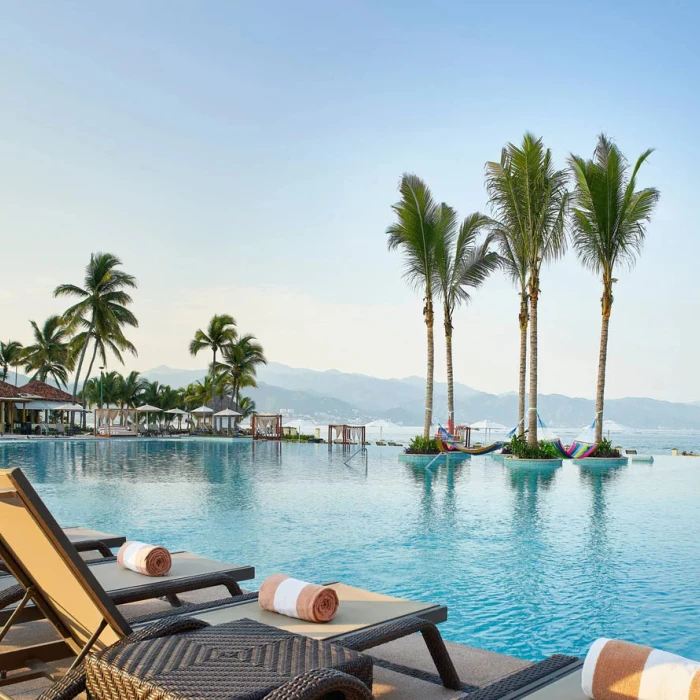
[1,438,699,662]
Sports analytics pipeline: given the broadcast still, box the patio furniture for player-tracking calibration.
[0,467,459,693]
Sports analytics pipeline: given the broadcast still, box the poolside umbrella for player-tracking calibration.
[469,419,509,441]
[364,419,398,441]
[214,408,241,435]
[137,404,161,431]
[55,402,90,426]
[165,407,189,431]
[191,405,214,428]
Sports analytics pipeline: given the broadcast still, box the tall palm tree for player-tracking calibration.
[434,212,500,432]
[23,316,74,387]
[115,371,147,408]
[54,252,138,406]
[486,134,568,446]
[218,334,266,406]
[387,174,448,438]
[237,396,256,420]
[189,314,237,405]
[0,341,24,385]
[569,134,659,442]
[184,377,213,410]
[140,380,164,407]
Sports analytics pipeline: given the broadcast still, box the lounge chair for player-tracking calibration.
[0,466,460,695]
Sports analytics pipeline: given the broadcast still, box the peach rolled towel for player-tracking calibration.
[258,574,339,623]
[582,638,700,699]
[117,541,172,576]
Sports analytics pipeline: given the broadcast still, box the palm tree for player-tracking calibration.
[23,316,74,387]
[387,174,449,438]
[184,377,213,410]
[0,341,24,385]
[218,334,266,407]
[189,314,237,406]
[237,396,256,420]
[486,134,568,446]
[115,371,146,408]
[54,252,138,406]
[434,212,500,432]
[140,380,164,407]
[569,134,659,443]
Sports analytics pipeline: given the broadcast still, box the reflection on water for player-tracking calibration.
[1,439,699,662]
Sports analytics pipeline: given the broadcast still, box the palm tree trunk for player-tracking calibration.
[423,294,435,439]
[71,320,94,404]
[518,291,528,437]
[211,349,216,407]
[595,278,613,443]
[527,279,539,447]
[444,307,454,433]
[80,342,99,428]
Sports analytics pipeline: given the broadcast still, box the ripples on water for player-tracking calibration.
[1,439,699,661]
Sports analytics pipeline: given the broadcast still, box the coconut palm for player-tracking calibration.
[115,371,147,408]
[183,377,213,410]
[218,334,266,406]
[0,341,24,385]
[140,380,164,407]
[189,314,237,404]
[23,316,74,388]
[237,396,256,420]
[387,174,449,438]
[54,252,137,407]
[434,212,500,431]
[569,135,659,443]
[486,134,568,445]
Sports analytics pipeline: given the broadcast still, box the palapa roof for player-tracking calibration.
[0,380,22,400]
[18,380,73,403]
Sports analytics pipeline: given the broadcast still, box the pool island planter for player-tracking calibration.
[503,456,563,468]
[398,452,471,465]
[574,456,628,468]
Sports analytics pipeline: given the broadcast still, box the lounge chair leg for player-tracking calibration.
[164,593,182,607]
[419,624,462,690]
[0,586,35,645]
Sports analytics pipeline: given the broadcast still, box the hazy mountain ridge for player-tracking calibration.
[140,363,700,429]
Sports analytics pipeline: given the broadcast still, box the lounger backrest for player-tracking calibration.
[0,468,129,652]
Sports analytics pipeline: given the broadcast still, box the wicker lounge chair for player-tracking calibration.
[0,467,460,694]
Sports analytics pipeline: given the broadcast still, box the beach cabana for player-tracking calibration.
[251,413,282,440]
[94,408,138,437]
[213,408,241,435]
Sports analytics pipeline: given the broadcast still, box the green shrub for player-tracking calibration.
[405,435,440,454]
[505,433,559,460]
[590,437,621,458]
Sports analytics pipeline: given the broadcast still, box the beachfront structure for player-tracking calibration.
[94,408,138,437]
[328,424,366,446]
[0,379,74,434]
[251,413,282,439]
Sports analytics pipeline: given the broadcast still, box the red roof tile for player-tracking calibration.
[19,380,73,402]
[0,380,22,399]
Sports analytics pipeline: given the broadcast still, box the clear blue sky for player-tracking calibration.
[1,1,698,401]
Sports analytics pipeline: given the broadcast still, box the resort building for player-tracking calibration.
[0,381,24,434]
[0,379,73,434]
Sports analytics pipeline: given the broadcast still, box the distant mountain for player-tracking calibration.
[138,362,700,429]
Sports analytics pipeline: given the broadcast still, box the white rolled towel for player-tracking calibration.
[582,638,700,699]
[117,541,172,576]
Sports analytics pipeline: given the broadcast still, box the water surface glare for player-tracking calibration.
[1,438,698,661]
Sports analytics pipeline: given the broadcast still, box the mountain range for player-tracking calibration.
[141,363,700,430]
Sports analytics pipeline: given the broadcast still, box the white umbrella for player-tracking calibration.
[469,419,509,440]
[214,408,241,434]
[136,404,162,431]
[191,405,213,414]
[165,408,188,415]
[55,403,89,412]
[364,419,398,440]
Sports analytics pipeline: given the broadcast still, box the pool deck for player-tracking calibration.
[3,584,533,700]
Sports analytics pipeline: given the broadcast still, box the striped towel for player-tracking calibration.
[259,574,339,623]
[117,541,172,577]
[583,638,700,698]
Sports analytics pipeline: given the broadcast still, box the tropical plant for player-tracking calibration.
[54,252,138,406]
[183,377,214,409]
[404,435,440,455]
[505,433,559,460]
[486,134,568,445]
[590,437,621,458]
[237,395,256,419]
[23,316,74,387]
[569,135,659,443]
[115,371,147,408]
[218,334,266,406]
[140,380,164,407]
[434,212,500,431]
[387,174,450,438]
[189,314,237,406]
[0,341,24,385]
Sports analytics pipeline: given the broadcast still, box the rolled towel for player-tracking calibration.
[258,573,339,623]
[582,638,700,699]
[117,541,172,577]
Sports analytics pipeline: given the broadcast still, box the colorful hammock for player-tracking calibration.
[567,440,597,459]
[437,426,502,455]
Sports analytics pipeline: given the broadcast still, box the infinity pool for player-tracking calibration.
[1,439,698,662]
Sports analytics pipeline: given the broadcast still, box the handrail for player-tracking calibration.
[343,447,366,465]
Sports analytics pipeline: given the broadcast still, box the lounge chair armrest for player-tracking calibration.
[341,616,461,690]
[72,540,114,559]
[109,572,245,607]
[264,668,374,700]
[124,592,259,625]
[0,583,24,610]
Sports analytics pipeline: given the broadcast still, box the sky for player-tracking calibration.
[1,0,699,402]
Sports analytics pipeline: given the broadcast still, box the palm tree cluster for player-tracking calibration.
[1,253,138,405]
[389,133,659,446]
[189,314,267,411]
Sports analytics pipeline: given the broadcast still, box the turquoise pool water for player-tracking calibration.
[1,438,698,662]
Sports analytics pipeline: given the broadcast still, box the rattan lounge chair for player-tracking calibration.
[0,467,460,694]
